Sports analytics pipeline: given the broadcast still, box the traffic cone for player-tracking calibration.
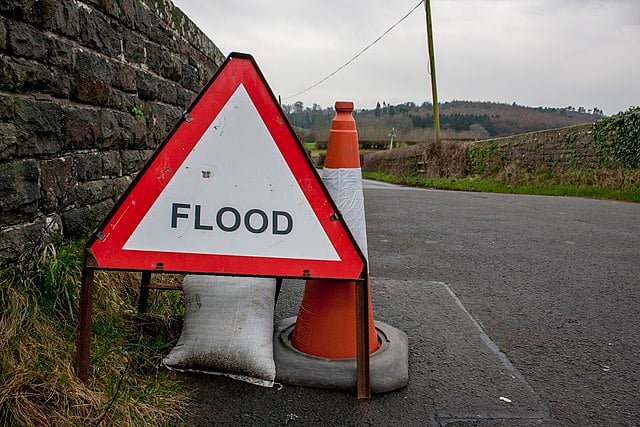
[291,101,380,358]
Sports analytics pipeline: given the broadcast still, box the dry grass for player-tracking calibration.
[362,141,470,178]
[1,241,188,426]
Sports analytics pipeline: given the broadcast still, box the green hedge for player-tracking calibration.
[593,106,640,168]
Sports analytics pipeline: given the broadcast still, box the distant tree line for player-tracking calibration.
[283,100,603,141]
[409,113,497,136]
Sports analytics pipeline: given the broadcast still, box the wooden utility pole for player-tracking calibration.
[424,0,440,143]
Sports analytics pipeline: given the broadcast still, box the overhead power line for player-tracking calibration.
[283,0,424,101]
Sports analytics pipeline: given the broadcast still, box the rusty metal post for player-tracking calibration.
[76,267,95,381]
[274,277,283,306]
[356,274,372,399]
[138,271,152,313]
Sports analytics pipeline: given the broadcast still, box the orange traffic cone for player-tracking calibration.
[291,101,380,358]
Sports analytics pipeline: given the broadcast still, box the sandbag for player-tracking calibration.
[162,275,276,387]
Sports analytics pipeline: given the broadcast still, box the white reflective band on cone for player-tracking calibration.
[322,167,368,261]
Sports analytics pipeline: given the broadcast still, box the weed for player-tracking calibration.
[593,106,640,168]
[468,142,497,174]
[130,106,144,120]
[564,131,579,146]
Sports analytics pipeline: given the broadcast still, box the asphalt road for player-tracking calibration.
[185,181,640,426]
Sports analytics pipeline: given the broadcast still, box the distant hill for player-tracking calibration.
[283,100,603,142]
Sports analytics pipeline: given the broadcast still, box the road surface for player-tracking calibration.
[185,181,640,426]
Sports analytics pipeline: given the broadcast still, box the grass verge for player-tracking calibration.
[363,171,640,203]
[0,238,187,426]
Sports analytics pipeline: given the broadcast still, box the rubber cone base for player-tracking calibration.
[274,317,409,393]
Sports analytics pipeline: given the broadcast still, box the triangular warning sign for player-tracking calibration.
[86,53,365,280]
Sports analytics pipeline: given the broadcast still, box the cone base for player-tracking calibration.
[274,317,409,393]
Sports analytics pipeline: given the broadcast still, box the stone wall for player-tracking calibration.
[468,123,597,175]
[362,123,599,178]
[0,0,224,265]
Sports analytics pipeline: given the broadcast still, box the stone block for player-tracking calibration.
[135,69,159,101]
[47,37,74,68]
[176,86,195,109]
[63,107,99,149]
[121,149,152,174]
[91,198,115,227]
[6,19,48,61]
[96,109,120,149]
[13,98,63,137]
[75,152,103,181]
[146,41,182,82]
[144,41,162,69]
[118,0,136,28]
[50,67,71,98]
[112,175,132,197]
[105,88,136,112]
[39,156,76,210]
[61,205,90,236]
[17,135,62,157]
[0,123,18,160]
[112,62,137,93]
[0,55,67,97]
[130,110,150,147]
[86,0,135,29]
[0,17,7,50]
[71,50,111,105]
[122,29,145,63]
[180,61,200,92]
[102,150,122,176]
[62,198,114,236]
[0,215,62,266]
[75,179,115,205]
[78,6,121,57]
[115,109,147,149]
[0,94,13,120]
[0,158,40,214]
[20,0,77,35]
[37,0,80,38]
[157,79,177,105]
[142,101,180,147]
[133,0,168,45]
[0,55,69,98]
[0,55,28,92]
[0,1,37,19]
[13,99,64,155]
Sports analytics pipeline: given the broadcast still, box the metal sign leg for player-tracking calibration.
[138,271,152,313]
[274,277,283,306]
[76,267,95,381]
[356,274,371,399]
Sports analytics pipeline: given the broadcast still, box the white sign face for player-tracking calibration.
[123,84,340,261]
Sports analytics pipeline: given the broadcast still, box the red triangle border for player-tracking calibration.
[86,53,366,281]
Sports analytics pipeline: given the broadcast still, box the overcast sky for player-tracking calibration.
[172,0,639,115]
